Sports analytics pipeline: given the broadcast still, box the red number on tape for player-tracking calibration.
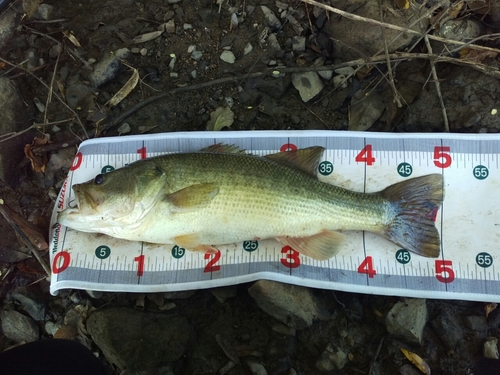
[137,147,147,159]
[280,246,301,268]
[52,251,71,274]
[204,250,221,272]
[435,260,455,283]
[134,255,145,276]
[357,256,377,278]
[355,145,376,165]
[433,146,452,168]
[70,152,83,171]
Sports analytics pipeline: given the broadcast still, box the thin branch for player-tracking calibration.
[424,35,449,132]
[379,0,402,107]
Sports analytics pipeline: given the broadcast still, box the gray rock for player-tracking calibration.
[292,36,305,52]
[248,280,326,329]
[291,72,324,102]
[244,43,253,55]
[89,48,131,87]
[465,315,488,332]
[211,286,237,303]
[484,337,499,359]
[386,298,427,345]
[167,0,181,3]
[11,287,46,321]
[87,307,192,371]
[165,20,176,34]
[430,306,465,350]
[317,70,333,80]
[34,4,54,20]
[260,6,281,30]
[220,50,236,64]
[315,343,347,371]
[191,50,203,61]
[266,33,281,52]
[246,359,268,375]
[1,310,39,343]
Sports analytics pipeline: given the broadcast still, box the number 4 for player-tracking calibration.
[355,145,375,165]
[358,256,376,278]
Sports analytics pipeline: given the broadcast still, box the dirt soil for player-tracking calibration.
[1,0,500,374]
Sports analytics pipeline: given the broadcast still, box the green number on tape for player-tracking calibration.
[397,162,412,178]
[473,165,488,180]
[243,241,259,252]
[395,249,411,264]
[476,252,493,268]
[101,165,115,173]
[171,245,185,259]
[95,245,111,259]
[318,161,334,176]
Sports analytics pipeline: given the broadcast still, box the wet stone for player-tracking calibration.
[291,72,324,102]
[87,307,192,371]
[386,298,427,345]
[248,280,326,329]
[315,343,347,372]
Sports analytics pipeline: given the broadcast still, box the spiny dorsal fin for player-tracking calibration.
[265,146,325,177]
[199,144,247,154]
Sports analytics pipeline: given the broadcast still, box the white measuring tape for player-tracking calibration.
[49,130,500,302]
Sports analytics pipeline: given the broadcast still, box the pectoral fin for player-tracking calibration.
[277,230,344,260]
[173,234,218,253]
[165,183,219,212]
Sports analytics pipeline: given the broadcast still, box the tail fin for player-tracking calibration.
[380,174,444,258]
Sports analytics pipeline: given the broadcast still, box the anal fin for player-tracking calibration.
[173,234,218,253]
[277,230,344,260]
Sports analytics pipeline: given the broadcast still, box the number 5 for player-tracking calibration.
[433,146,452,168]
[435,260,455,283]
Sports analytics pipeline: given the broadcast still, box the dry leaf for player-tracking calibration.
[459,48,498,63]
[62,30,82,48]
[401,348,431,375]
[395,0,410,10]
[1,310,39,343]
[348,90,384,131]
[133,30,163,44]
[24,135,50,173]
[107,68,139,107]
[22,0,41,18]
[54,324,77,339]
[0,199,49,251]
[206,107,235,131]
[485,303,497,318]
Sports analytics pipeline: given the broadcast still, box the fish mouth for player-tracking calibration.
[71,184,100,214]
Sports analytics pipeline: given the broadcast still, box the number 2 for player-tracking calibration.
[204,250,221,272]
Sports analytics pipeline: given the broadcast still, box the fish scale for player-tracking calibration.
[49,130,500,303]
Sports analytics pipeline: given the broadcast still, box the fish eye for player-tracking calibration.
[94,174,105,185]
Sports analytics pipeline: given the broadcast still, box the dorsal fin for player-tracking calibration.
[199,144,246,154]
[264,146,325,176]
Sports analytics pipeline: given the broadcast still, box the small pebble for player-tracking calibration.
[220,50,236,64]
[131,47,141,54]
[187,45,196,53]
[165,20,176,33]
[117,123,131,134]
[183,23,193,30]
[140,48,147,56]
[170,72,179,78]
[191,70,197,79]
[191,50,203,61]
[244,43,253,55]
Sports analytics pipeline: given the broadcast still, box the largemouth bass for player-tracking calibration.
[58,145,444,259]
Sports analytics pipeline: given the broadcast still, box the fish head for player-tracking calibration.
[58,163,168,232]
